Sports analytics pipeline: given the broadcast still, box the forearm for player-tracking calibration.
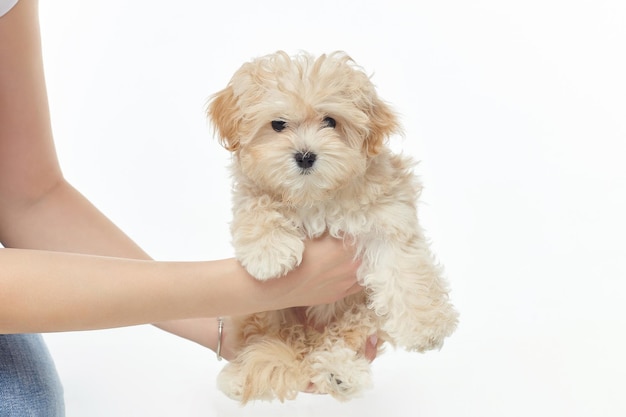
[0,176,221,348]
[0,179,150,258]
[0,248,265,334]
[0,178,228,350]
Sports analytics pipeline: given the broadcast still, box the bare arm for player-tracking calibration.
[0,240,360,334]
[0,0,146,257]
[0,250,252,333]
[0,0,361,357]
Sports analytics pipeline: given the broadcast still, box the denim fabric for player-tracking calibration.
[0,334,64,416]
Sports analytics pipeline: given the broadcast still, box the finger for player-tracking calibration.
[364,334,379,362]
[303,382,325,395]
[345,281,363,296]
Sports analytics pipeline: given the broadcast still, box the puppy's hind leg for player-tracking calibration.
[217,338,310,403]
[307,345,372,400]
[305,302,378,400]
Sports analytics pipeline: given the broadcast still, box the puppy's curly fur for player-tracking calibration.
[208,51,458,403]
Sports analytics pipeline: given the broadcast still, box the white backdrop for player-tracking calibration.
[38,1,626,416]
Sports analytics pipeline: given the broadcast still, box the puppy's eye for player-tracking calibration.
[322,116,336,129]
[271,120,287,132]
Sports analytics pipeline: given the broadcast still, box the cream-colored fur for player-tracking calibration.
[207,51,458,403]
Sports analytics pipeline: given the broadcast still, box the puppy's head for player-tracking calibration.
[207,51,400,204]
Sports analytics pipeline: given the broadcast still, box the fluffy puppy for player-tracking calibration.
[207,51,458,403]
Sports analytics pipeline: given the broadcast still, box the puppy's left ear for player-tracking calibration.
[207,85,241,152]
[365,97,401,157]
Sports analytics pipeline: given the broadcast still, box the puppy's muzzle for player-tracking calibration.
[294,151,317,170]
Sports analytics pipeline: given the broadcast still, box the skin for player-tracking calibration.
[0,0,376,361]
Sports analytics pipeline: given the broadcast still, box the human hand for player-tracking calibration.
[255,234,362,312]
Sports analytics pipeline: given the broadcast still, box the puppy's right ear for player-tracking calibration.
[207,85,240,152]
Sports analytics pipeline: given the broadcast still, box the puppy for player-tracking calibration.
[207,51,458,403]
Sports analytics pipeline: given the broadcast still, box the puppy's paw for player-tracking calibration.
[237,232,305,280]
[391,303,459,352]
[216,365,247,402]
[308,347,371,400]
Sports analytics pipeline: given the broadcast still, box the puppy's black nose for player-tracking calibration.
[294,152,317,169]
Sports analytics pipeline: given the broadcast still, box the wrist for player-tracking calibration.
[216,316,224,360]
[224,258,287,313]
[215,315,239,361]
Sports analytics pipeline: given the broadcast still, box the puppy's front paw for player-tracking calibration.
[237,232,305,280]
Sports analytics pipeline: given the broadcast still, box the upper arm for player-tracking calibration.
[0,0,62,205]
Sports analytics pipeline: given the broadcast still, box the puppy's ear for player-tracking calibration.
[207,85,240,152]
[364,97,401,157]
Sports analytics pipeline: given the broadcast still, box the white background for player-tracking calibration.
[37,0,626,416]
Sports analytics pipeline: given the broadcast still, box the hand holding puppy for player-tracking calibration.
[257,235,363,310]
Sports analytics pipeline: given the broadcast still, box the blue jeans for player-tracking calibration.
[0,334,65,416]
